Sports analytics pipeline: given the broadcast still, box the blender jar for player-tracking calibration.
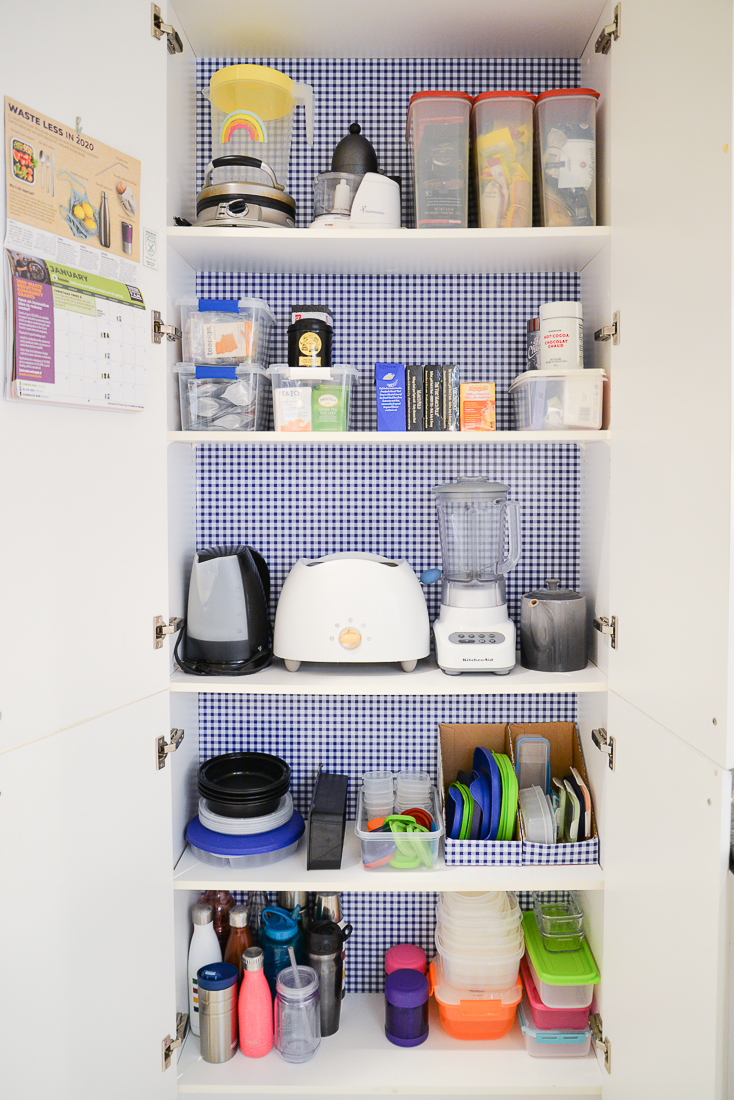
[432,479,521,604]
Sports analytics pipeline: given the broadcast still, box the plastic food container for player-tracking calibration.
[522,913,599,1009]
[535,89,600,227]
[198,793,294,836]
[509,369,607,431]
[434,933,524,992]
[175,364,268,431]
[354,787,443,871]
[532,891,584,952]
[471,92,535,228]
[385,944,427,975]
[185,811,305,868]
[406,91,472,228]
[520,956,591,1031]
[518,785,556,844]
[267,363,357,432]
[429,956,522,1040]
[517,999,591,1057]
[180,298,276,366]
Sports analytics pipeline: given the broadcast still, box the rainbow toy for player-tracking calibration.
[220,110,268,144]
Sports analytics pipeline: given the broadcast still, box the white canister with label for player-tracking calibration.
[539,301,583,371]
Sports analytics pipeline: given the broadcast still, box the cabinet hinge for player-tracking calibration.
[151,310,182,345]
[154,614,183,649]
[151,4,183,53]
[595,3,621,54]
[162,1013,188,1070]
[591,727,615,771]
[594,310,620,345]
[157,728,185,770]
[593,614,618,649]
[589,1013,611,1071]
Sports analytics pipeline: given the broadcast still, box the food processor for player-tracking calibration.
[311,123,401,229]
[424,478,521,675]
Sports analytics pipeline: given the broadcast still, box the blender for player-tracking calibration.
[425,478,521,675]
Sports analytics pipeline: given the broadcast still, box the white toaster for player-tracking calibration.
[273,552,430,672]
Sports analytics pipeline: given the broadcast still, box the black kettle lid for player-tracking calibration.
[331,123,378,175]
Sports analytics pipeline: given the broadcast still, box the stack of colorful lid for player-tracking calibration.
[518,891,599,1057]
[429,891,523,1039]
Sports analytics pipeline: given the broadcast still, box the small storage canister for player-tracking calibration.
[539,301,583,371]
[288,305,333,369]
[196,962,239,1063]
[384,969,429,1047]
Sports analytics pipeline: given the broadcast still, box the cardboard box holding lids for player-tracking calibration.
[439,724,522,866]
[507,723,598,866]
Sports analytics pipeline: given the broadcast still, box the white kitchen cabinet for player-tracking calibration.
[1,1,732,1098]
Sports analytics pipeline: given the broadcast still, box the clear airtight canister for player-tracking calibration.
[539,302,583,371]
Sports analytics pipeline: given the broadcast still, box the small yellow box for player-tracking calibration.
[460,382,496,431]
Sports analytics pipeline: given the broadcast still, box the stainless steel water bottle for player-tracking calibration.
[304,920,353,1036]
[197,962,238,1063]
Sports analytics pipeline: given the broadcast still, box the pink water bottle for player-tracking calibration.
[238,947,273,1057]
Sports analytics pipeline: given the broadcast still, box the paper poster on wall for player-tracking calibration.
[4,96,141,275]
[4,250,147,411]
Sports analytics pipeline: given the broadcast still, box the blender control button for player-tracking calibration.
[339,627,361,649]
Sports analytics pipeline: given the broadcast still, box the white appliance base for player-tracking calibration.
[433,605,517,675]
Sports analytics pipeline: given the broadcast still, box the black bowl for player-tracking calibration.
[197,752,291,818]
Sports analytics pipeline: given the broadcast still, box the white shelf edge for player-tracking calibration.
[176,995,602,1096]
[169,657,607,697]
[173,832,604,892]
[168,430,610,445]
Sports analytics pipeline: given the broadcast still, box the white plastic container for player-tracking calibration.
[517,1000,591,1057]
[509,369,607,431]
[525,952,595,1009]
[267,363,358,432]
[518,786,556,844]
[539,301,583,371]
[180,297,276,366]
[175,363,269,431]
[434,933,524,992]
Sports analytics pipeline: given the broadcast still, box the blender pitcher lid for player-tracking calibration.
[432,477,508,497]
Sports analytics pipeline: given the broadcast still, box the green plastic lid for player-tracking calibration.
[522,912,599,985]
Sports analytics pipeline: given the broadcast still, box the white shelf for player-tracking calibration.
[173,830,603,892]
[167,226,610,278]
[168,430,610,445]
[170,657,607,697]
[176,996,602,1095]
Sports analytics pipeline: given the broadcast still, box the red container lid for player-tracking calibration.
[473,90,537,105]
[408,90,473,107]
[536,88,600,102]
[385,943,428,975]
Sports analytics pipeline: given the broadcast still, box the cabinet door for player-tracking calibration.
[599,692,730,1098]
[0,0,172,753]
[0,695,177,1100]
[605,0,733,765]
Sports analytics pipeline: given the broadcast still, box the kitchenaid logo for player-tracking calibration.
[462,657,493,663]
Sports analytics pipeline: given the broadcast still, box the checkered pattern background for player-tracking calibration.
[195,57,579,227]
[194,57,585,992]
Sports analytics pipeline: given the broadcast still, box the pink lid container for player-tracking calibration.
[385,944,428,975]
[520,956,591,1031]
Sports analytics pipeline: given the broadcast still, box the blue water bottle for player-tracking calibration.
[259,906,304,994]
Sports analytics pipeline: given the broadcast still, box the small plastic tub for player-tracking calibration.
[534,89,600,227]
[180,297,276,365]
[532,891,584,952]
[406,91,472,228]
[434,934,524,992]
[354,787,443,871]
[471,91,535,228]
[509,369,607,432]
[518,999,591,1057]
[267,363,357,432]
[520,956,591,1031]
[175,363,269,431]
[185,811,304,869]
[429,956,522,1040]
[522,914,599,1010]
[518,786,556,844]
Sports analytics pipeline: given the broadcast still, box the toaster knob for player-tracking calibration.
[339,627,362,649]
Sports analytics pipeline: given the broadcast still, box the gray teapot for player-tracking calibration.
[520,579,587,673]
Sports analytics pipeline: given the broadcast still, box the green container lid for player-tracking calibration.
[522,912,600,985]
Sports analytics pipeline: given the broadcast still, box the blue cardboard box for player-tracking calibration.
[375,362,406,431]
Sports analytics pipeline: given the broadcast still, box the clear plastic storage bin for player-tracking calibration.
[180,297,276,366]
[175,363,269,431]
[517,999,591,1057]
[267,364,357,432]
[471,91,535,228]
[535,89,600,227]
[509,369,607,431]
[428,956,522,1040]
[406,91,472,228]
[354,786,443,872]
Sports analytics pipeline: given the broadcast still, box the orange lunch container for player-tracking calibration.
[428,956,522,1040]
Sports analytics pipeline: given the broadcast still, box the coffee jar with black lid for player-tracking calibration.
[288,304,333,369]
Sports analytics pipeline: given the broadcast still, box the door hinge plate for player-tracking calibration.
[151,4,183,53]
[154,615,183,649]
[589,1012,611,1071]
[162,1013,188,1070]
[591,727,615,771]
[594,310,621,345]
[157,728,184,770]
[152,310,182,345]
[595,3,621,53]
[593,614,617,649]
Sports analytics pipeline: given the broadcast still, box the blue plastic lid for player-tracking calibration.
[195,365,238,379]
[197,962,238,990]
[198,298,239,312]
[185,809,304,856]
[261,906,299,941]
